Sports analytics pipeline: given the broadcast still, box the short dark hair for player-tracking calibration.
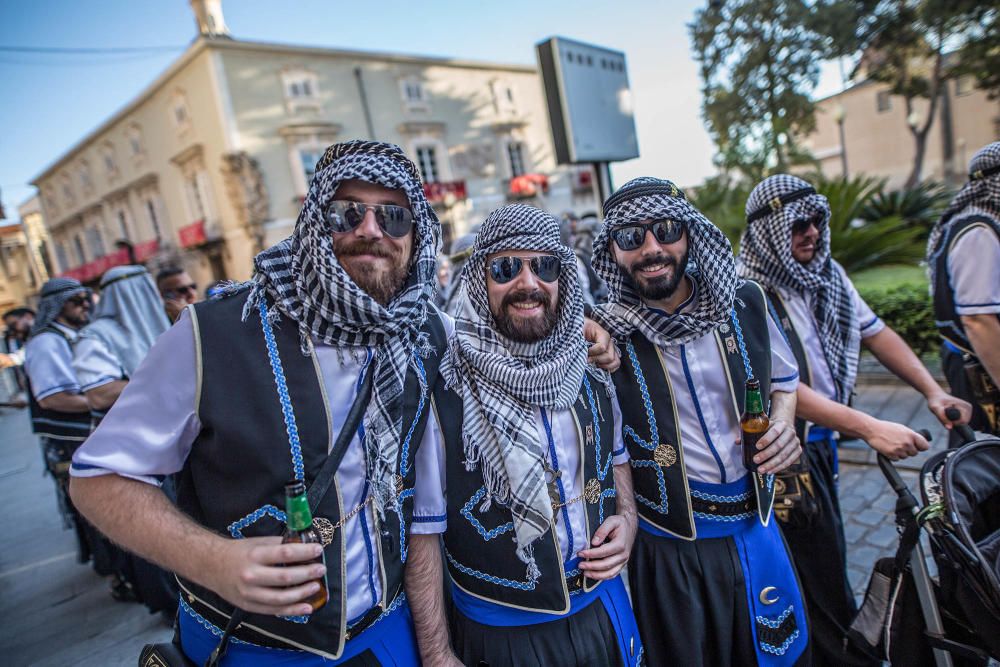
[156,267,186,285]
[3,307,35,320]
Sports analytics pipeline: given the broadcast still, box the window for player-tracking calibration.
[78,162,93,194]
[955,75,974,97]
[44,190,59,217]
[127,125,144,156]
[171,91,192,132]
[56,241,70,270]
[876,90,891,113]
[399,77,429,111]
[281,69,320,113]
[117,210,130,241]
[416,145,439,183]
[146,199,162,239]
[507,141,526,178]
[299,149,324,186]
[491,80,517,116]
[186,175,207,222]
[87,226,105,257]
[61,176,75,207]
[101,143,118,178]
[73,234,86,264]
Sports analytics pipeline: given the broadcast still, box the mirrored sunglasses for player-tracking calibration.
[487,255,562,284]
[611,219,683,251]
[791,215,823,235]
[324,200,414,239]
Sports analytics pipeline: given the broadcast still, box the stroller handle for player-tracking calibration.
[877,429,931,504]
[944,407,977,445]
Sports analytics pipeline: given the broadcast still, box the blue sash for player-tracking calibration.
[639,475,808,665]
[178,594,418,666]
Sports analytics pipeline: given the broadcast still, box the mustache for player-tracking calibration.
[336,238,395,259]
[501,288,552,311]
[631,254,677,272]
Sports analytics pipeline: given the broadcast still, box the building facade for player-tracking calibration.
[803,75,1000,189]
[0,196,52,312]
[31,2,596,290]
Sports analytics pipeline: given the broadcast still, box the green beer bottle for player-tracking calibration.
[740,379,769,472]
[282,480,328,612]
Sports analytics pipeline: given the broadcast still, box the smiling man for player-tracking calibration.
[70,140,454,666]
[592,177,808,666]
[738,173,970,667]
[406,204,642,667]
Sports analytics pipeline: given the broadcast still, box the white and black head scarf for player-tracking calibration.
[591,176,738,347]
[30,277,92,337]
[927,142,1000,292]
[80,266,170,376]
[441,203,602,581]
[739,174,859,403]
[244,140,440,519]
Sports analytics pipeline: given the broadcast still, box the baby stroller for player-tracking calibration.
[850,411,1000,666]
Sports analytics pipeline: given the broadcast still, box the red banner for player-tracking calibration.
[423,181,467,204]
[178,220,207,248]
[59,240,161,283]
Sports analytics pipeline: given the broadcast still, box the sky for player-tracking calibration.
[0,0,842,221]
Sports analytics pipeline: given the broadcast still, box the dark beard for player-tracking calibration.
[626,252,689,301]
[492,288,558,343]
[335,238,411,306]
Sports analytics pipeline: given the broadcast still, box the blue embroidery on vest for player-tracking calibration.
[258,301,305,482]
[757,604,801,655]
[541,407,574,557]
[623,342,669,515]
[461,487,515,540]
[729,308,755,381]
[690,488,751,503]
[227,504,286,538]
[446,550,536,591]
[179,598,298,650]
[399,355,427,476]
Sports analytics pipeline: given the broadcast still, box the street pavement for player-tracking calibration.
[0,366,953,665]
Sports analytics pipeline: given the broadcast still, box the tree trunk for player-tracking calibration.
[906,129,928,190]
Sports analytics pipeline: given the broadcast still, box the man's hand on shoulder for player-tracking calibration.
[752,419,800,474]
[208,536,327,617]
[583,317,620,372]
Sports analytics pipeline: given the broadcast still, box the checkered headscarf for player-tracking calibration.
[927,142,1000,293]
[31,277,92,337]
[739,174,859,403]
[591,177,738,347]
[442,204,600,581]
[244,140,440,519]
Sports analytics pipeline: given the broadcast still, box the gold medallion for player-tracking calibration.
[653,443,677,468]
[313,517,335,547]
[584,478,601,504]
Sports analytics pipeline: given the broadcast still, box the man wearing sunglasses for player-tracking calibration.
[738,174,971,667]
[406,204,642,667]
[70,140,461,665]
[156,266,199,322]
[590,177,808,666]
[23,278,97,568]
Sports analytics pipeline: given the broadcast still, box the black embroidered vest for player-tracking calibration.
[434,371,618,613]
[176,291,446,660]
[933,215,1000,355]
[26,326,92,441]
[613,281,776,539]
[765,289,812,444]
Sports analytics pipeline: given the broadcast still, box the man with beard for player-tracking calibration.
[927,142,1000,443]
[70,141,455,665]
[591,177,808,666]
[24,278,96,566]
[406,204,643,667]
[738,174,971,666]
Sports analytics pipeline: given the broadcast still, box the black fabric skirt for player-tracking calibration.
[780,437,878,667]
[629,528,758,666]
[449,595,629,667]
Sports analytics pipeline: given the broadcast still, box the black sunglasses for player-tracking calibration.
[488,255,562,284]
[611,219,684,251]
[66,295,90,307]
[791,215,823,235]
[325,200,414,239]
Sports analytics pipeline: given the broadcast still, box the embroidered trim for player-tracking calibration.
[693,510,756,522]
[412,514,447,523]
[541,407,574,556]
[258,301,305,482]
[460,487,515,540]
[228,504,285,539]
[755,603,800,656]
[399,355,427,476]
[446,550,536,591]
[729,309,755,380]
[690,488,751,503]
[179,598,297,651]
[398,487,414,563]
[623,342,670,515]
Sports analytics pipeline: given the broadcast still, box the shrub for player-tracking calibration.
[856,281,938,357]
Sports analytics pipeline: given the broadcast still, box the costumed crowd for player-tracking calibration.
[4,139,997,665]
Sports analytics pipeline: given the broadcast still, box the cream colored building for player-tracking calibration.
[0,196,52,311]
[31,0,596,290]
[803,75,1000,189]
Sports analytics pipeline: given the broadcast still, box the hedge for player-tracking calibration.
[856,282,938,357]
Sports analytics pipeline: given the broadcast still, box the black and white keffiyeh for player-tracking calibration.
[739,174,859,403]
[591,176,738,347]
[30,277,91,337]
[927,142,1000,293]
[441,203,600,580]
[244,140,440,519]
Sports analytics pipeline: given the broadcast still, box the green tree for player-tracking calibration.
[816,1,1000,188]
[689,0,826,179]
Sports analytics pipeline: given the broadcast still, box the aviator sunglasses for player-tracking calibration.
[488,255,562,284]
[791,215,823,235]
[611,219,683,251]
[325,200,414,239]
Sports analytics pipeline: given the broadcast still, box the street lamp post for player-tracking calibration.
[833,104,848,177]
